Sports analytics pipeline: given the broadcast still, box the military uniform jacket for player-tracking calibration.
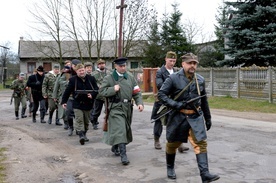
[151,65,176,119]
[61,74,99,111]
[42,71,59,98]
[99,70,143,146]
[92,69,110,100]
[10,79,27,98]
[27,73,45,101]
[158,68,211,142]
[52,72,70,102]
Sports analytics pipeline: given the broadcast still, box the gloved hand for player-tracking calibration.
[35,81,41,85]
[175,101,187,110]
[205,119,212,131]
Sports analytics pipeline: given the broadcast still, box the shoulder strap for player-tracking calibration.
[173,78,194,100]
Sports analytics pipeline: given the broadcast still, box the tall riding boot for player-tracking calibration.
[55,110,62,126]
[166,153,176,179]
[83,130,89,142]
[15,111,19,120]
[154,136,162,149]
[196,153,220,183]
[40,112,46,123]
[68,118,74,136]
[32,112,36,123]
[118,143,129,165]
[111,144,120,156]
[78,131,85,145]
[48,110,54,124]
[21,108,27,118]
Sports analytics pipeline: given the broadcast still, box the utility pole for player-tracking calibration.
[116,0,127,57]
[0,45,10,88]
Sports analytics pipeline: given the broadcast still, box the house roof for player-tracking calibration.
[18,39,145,59]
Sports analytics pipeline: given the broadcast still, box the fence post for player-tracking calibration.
[268,66,272,103]
[143,68,151,92]
[237,67,240,98]
[210,68,214,96]
[151,68,158,94]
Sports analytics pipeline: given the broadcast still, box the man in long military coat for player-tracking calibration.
[99,57,143,165]
[158,53,220,182]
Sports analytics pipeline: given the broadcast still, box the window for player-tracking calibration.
[27,62,36,73]
[130,62,138,69]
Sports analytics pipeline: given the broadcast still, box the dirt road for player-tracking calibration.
[1,90,275,183]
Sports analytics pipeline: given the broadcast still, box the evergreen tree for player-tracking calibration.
[142,12,164,67]
[224,0,276,67]
[160,3,191,66]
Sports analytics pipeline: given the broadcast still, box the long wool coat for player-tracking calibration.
[99,70,143,146]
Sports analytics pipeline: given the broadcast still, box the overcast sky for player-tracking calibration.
[0,0,224,53]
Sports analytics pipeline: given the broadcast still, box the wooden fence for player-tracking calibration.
[131,65,276,103]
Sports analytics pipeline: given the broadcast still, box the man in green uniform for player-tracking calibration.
[42,64,62,125]
[90,59,110,130]
[10,72,28,120]
[99,57,144,165]
[52,65,71,130]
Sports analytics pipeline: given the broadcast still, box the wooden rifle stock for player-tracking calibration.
[103,98,109,131]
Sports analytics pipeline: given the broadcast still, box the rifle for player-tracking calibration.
[74,90,98,98]
[151,94,206,123]
[10,92,14,105]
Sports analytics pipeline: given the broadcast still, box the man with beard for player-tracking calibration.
[158,53,220,182]
[90,59,110,130]
[27,65,46,123]
[61,64,98,145]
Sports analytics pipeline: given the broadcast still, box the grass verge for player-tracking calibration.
[143,95,276,113]
[0,148,6,183]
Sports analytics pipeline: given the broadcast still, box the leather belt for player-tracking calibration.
[112,99,131,103]
[180,107,201,115]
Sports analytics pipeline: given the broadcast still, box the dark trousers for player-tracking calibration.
[32,98,46,115]
[153,119,163,138]
[90,99,104,123]
[66,99,75,126]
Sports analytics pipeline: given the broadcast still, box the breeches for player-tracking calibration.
[166,129,207,154]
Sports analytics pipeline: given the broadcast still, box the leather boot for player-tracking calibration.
[48,110,54,124]
[40,112,46,123]
[21,108,27,118]
[68,118,74,135]
[118,143,129,165]
[68,126,73,136]
[83,130,89,142]
[15,111,19,120]
[154,136,162,149]
[63,120,69,130]
[55,110,62,125]
[78,131,85,145]
[166,153,176,179]
[32,113,36,123]
[196,153,220,183]
[178,143,189,153]
[111,144,120,156]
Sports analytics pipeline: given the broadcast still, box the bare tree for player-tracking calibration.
[29,0,65,63]
[122,0,151,57]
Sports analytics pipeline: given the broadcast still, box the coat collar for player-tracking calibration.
[112,69,128,81]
